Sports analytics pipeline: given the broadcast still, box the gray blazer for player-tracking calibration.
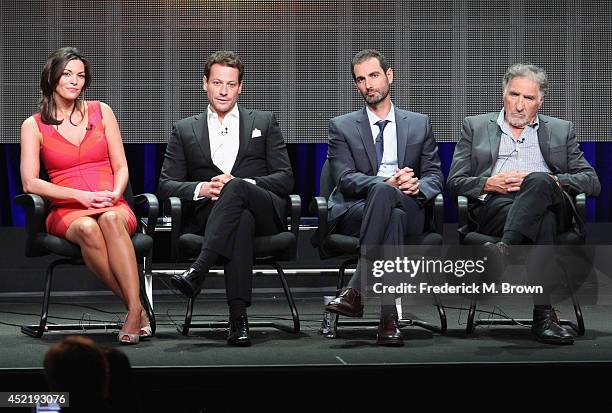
[327,107,444,224]
[446,112,600,200]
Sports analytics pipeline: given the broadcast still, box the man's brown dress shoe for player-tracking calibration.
[532,307,574,345]
[376,312,404,346]
[325,288,364,317]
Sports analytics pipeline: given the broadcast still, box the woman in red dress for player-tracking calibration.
[20,47,149,344]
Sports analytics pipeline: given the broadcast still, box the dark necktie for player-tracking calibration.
[375,120,390,172]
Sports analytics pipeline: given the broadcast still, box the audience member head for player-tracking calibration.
[44,336,109,404]
[100,346,137,412]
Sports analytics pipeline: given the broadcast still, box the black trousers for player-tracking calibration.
[193,178,286,305]
[473,172,571,244]
[334,182,424,295]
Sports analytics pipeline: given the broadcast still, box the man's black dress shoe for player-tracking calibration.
[170,268,204,298]
[325,288,364,318]
[376,312,404,346]
[227,315,251,347]
[532,307,574,345]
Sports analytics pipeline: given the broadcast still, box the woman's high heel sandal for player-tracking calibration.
[118,330,140,344]
[139,310,153,338]
[139,324,153,339]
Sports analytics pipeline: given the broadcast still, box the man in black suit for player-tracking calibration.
[159,51,293,346]
[447,63,600,344]
[324,49,444,346]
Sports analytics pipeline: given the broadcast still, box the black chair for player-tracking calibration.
[311,160,447,337]
[15,182,159,338]
[166,194,301,335]
[457,193,587,335]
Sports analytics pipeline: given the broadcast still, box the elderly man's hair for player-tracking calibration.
[503,63,548,96]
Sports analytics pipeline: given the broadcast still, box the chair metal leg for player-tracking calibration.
[466,295,478,334]
[272,262,300,333]
[140,253,156,335]
[571,291,585,336]
[22,259,59,337]
[433,294,447,335]
[181,296,195,336]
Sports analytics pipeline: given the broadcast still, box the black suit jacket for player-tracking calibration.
[327,107,444,224]
[158,106,294,224]
[446,112,601,199]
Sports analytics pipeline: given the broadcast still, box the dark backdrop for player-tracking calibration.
[2,0,611,144]
[2,0,611,225]
[1,141,610,226]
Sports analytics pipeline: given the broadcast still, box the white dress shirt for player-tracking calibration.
[193,105,255,200]
[208,104,240,174]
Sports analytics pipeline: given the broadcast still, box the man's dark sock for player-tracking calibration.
[191,248,219,274]
[381,304,398,316]
[346,273,361,293]
[502,230,523,245]
[229,299,247,321]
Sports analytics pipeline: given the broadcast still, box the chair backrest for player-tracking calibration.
[319,159,336,199]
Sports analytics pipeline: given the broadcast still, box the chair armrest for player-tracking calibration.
[14,193,50,257]
[133,193,159,238]
[287,195,301,259]
[14,193,48,236]
[433,193,444,235]
[311,196,329,243]
[575,193,586,221]
[165,197,183,261]
[288,194,301,237]
[457,195,469,228]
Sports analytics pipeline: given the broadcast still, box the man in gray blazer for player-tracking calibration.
[447,63,600,345]
[324,49,444,346]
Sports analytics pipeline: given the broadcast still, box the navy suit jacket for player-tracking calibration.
[327,107,444,224]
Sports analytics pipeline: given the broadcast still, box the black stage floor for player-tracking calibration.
[1,292,611,411]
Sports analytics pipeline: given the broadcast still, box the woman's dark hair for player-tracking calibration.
[39,47,91,125]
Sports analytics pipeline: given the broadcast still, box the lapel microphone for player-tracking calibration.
[220,127,228,136]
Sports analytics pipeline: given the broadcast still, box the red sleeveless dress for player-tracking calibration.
[34,101,137,238]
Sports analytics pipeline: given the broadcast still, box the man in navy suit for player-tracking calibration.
[324,49,444,346]
[159,51,293,346]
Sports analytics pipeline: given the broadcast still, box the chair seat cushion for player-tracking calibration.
[179,232,296,259]
[323,231,443,257]
[325,234,360,255]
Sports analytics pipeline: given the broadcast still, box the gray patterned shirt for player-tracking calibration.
[492,109,551,175]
